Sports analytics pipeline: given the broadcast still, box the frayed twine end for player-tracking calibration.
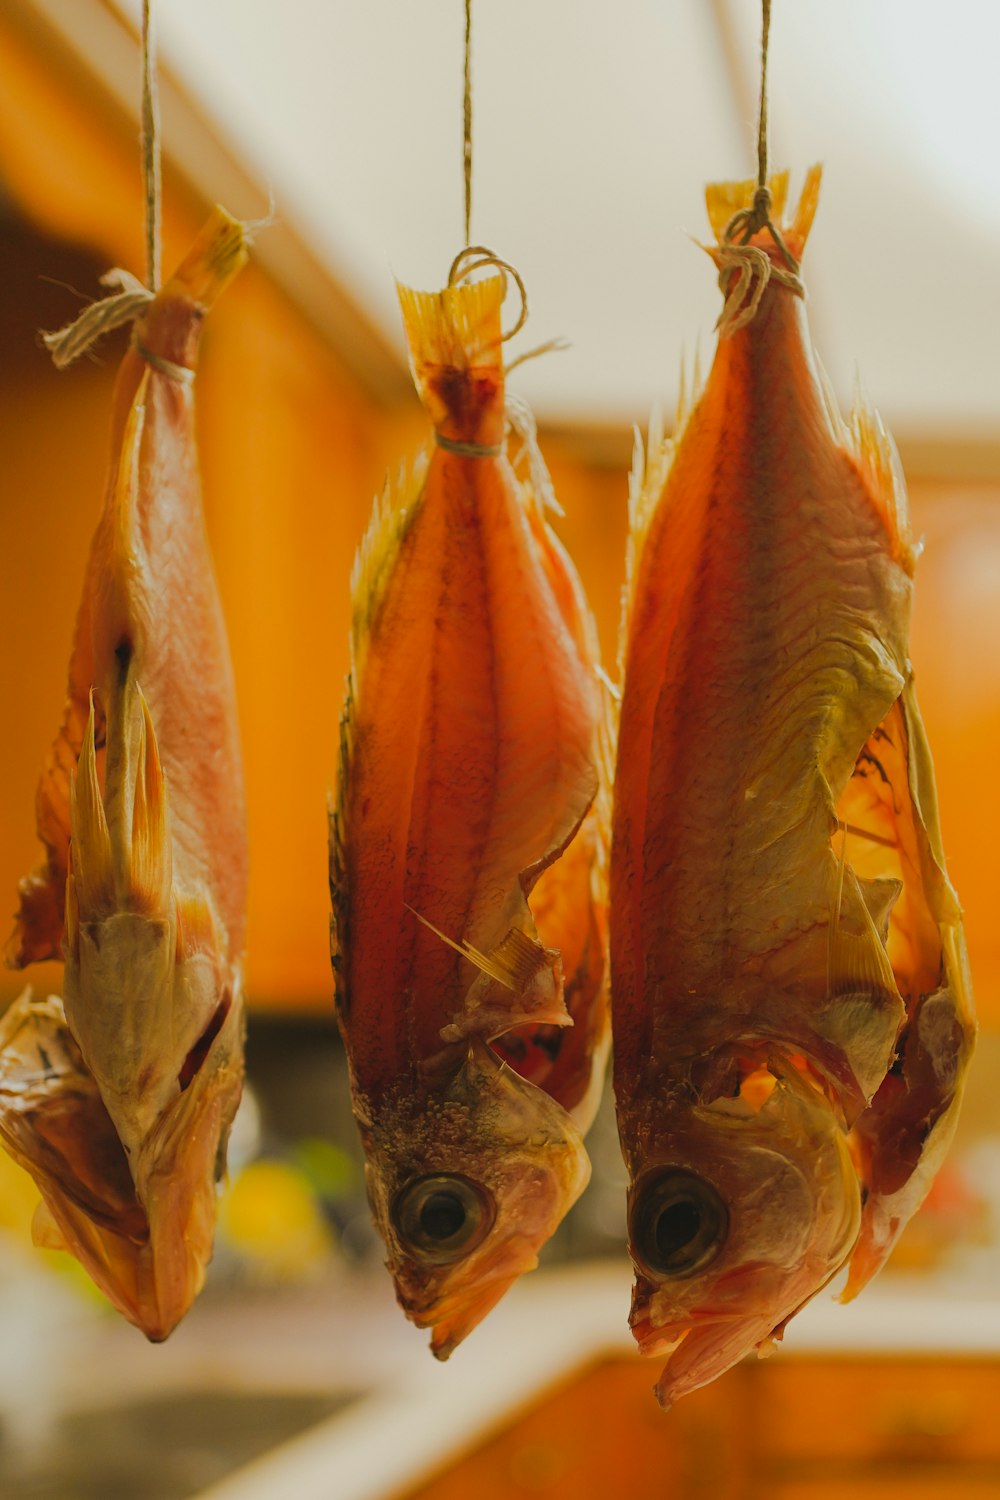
[41,269,154,371]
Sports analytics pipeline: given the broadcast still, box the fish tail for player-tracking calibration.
[705,165,822,263]
[398,275,505,376]
[397,276,505,437]
[161,206,248,311]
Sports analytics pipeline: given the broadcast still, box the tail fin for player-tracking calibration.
[397,276,505,438]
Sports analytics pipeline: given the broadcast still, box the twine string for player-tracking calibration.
[141,0,161,293]
[716,0,804,338]
[463,0,473,248]
[41,3,166,369]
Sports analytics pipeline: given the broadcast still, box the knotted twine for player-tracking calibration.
[40,0,187,382]
[433,246,566,474]
[716,0,804,339]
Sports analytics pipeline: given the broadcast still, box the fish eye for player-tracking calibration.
[392,1174,494,1265]
[630,1168,729,1279]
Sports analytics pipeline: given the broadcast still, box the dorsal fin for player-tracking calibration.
[846,385,916,573]
[348,453,428,681]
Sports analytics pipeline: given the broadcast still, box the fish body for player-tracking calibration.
[1,209,248,1339]
[610,170,974,1405]
[332,274,606,1355]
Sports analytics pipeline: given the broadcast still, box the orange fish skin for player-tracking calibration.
[611,169,971,1404]
[0,209,248,1340]
[332,275,605,1353]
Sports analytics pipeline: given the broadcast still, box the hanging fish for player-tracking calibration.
[610,169,974,1406]
[0,209,249,1340]
[330,268,608,1356]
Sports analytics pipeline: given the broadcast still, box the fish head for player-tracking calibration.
[625,1050,860,1405]
[363,1038,589,1357]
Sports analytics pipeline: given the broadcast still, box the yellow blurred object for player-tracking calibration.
[0,1146,44,1241]
[0,1137,110,1305]
[219,1160,334,1280]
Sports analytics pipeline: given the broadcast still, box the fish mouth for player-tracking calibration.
[631,1303,778,1410]
[628,1261,775,1360]
[426,1269,527,1360]
[397,1242,540,1360]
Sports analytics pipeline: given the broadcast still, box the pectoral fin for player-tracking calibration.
[820,869,905,1110]
[407,906,568,1043]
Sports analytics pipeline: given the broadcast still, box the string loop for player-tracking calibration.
[447,245,529,344]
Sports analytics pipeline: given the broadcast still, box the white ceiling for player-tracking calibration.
[70,1,1000,434]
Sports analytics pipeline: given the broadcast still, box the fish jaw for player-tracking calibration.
[0,988,158,1331]
[136,987,244,1337]
[623,1056,860,1406]
[362,1038,590,1356]
[0,983,243,1342]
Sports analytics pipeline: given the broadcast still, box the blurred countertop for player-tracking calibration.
[3,1244,1000,1500]
[180,1257,1000,1500]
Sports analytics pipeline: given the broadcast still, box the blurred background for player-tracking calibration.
[0,1,998,1497]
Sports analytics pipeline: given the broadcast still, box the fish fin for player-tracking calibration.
[348,455,429,682]
[857,874,903,945]
[130,688,172,915]
[397,275,505,379]
[8,686,96,966]
[705,171,790,242]
[828,883,900,1002]
[408,905,549,992]
[822,871,905,1106]
[31,1198,69,1251]
[846,383,916,573]
[621,343,709,663]
[409,907,568,1043]
[99,662,173,915]
[506,394,563,520]
[486,926,557,994]
[813,353,849,445]
[619,412,674,673]
[791,164,823,247]
[67,694,114,926]
[174,890,224,963]
[328,681,353,1012]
